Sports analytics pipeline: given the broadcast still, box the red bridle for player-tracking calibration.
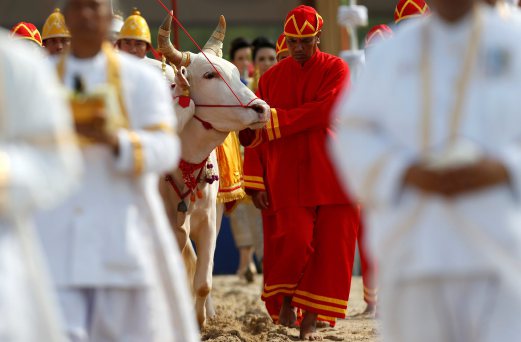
[174,96,262,130]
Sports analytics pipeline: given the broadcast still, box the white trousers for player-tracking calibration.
[58,288,156,342]
[229,200,263,260]
[381,275,521,342]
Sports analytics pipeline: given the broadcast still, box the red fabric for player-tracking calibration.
[261,205,359,324]
[284,5,324,38]
[253,50,351,211]
[394,0,430,24]
[364,25,393,48]
[10,22,42,46]
[357,209,378,305]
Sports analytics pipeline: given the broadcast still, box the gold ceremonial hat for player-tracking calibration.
[118,8,151,45]
[42,8,71,40]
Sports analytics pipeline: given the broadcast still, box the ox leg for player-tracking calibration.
[204,203,224,320]
[191,208,219,327]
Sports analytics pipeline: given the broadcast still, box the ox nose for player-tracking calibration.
[250,104,264,114]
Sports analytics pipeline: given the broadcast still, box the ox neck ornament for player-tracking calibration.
[165,158,219,213]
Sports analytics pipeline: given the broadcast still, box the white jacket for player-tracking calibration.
[331,7,521,281]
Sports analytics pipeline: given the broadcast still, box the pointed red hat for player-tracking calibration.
[11,22,43,46]
[276,33,288,56]
[284,5,324,38]
[394,0,430,24]
[365,25,393,48]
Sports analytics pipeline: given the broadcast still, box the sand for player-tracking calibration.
[202,276,379,342]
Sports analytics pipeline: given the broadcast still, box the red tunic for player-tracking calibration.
[250,49,352,210]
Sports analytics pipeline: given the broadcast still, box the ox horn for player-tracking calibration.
[202,15,226,57]
[157,11,191,67]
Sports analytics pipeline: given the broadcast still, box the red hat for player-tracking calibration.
[284,5,323,38]
[394,0,430,24]
[365,25,393,48]
[276,33,288,56]
[11,22,43,46]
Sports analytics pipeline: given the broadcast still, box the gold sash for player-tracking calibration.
[216,131,246,203]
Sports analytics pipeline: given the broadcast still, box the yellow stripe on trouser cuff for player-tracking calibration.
[270,108,281,139]
[244,181,265,191]
[128,131,144,175]
[294,290,348,306]
[317,314,337,322]
[244,175,264,182]
[292,297,347,315]
[262,288,295,298]
[264,283,297,291]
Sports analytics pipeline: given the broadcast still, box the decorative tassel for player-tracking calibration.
[197,189,203,199]
[177,201,188,213]
[190,193,196,202]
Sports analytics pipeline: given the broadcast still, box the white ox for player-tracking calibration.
[157,14,270,327]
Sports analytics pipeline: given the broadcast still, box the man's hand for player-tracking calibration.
[75,110,119,153]
[403,158,510,198]
[251,190,270,210]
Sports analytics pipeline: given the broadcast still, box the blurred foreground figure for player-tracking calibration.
[0,29,81,341]
[331,1,521,341]
[35,0,199,341]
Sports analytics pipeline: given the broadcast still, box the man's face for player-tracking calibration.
[64,0,111,43]
[429,0,476,21]
[44,37,71,55]
[286,32,320,65]
[118,39,149,59]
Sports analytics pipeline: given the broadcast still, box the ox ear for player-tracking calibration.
[157,11,192,67]
[202,15,226,57]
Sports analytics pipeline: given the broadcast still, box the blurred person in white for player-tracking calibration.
[34,0,200,341]
[0,28,81,341]
[330,0,521,341]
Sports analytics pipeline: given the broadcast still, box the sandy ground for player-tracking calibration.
[202,275,379,342]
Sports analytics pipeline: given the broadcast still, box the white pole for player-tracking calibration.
[349,0,359,51]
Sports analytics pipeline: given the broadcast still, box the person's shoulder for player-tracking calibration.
[318,51,348,72]
[119,52,166,84]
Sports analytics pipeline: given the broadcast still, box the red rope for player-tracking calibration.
[154,0,247,108]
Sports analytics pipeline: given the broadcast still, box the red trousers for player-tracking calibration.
[261,204,359,326]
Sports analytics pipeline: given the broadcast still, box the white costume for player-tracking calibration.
[331,6,521,342]
[37,47,199,342]
[0,30,81,342]
[143,56,176,84]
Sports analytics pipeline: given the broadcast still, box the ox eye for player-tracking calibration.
[203,72,218,79]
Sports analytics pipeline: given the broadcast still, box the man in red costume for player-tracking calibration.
[241,5,358,340]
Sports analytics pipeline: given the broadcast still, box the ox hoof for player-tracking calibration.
[196,296,208,328]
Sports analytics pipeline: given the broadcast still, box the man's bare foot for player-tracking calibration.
[316,320,329,329]
[300,311,322,340]
[279,297,298,327]
[363,303,376,316]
